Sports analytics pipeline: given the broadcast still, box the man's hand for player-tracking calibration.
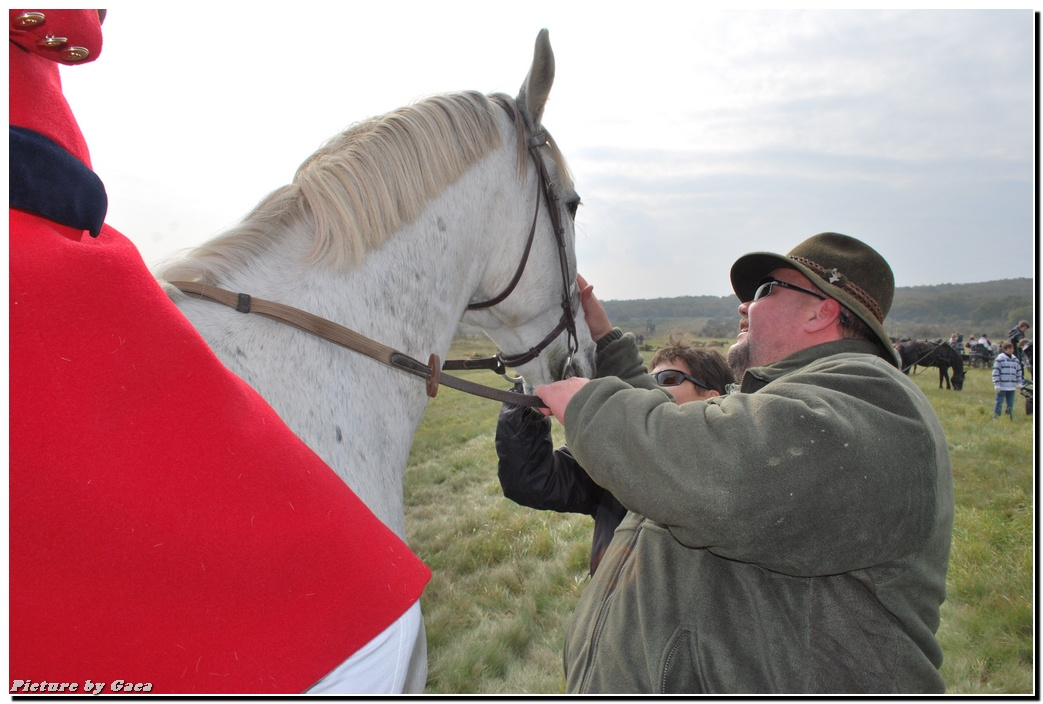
[535,377,590,423]
[577,273,612,342]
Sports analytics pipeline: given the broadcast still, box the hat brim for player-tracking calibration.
[730,252,900,367]
[730,252,795,304]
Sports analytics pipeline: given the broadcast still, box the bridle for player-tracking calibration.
[458,110,580,379]
[170,106,580,409]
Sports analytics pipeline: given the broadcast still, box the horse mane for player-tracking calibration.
[159,91,572,283]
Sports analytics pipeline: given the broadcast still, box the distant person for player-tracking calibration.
[9,9,429,694]
[991,341,1024,420]
[992,340,1026,419]
[948,333,960,351]
[536,233,953,693]
[495,331,734,574]
[1008,320,1030,363]
[979,333,991,349]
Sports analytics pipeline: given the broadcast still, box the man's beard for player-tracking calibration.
[727,337,750,383]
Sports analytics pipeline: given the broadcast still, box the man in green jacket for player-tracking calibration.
[537,233,954,694]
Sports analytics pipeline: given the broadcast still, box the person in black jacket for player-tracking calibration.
[1009,320,1030,363]
[495,338,735,574]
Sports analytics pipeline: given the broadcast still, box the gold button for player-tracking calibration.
[60,46,90,62]
[37,35,68,48]
[13,12,46,28]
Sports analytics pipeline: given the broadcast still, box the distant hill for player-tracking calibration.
[600,278,1034,342]
[456,278,1033,343]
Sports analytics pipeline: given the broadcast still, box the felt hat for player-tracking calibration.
[730,232,900,367]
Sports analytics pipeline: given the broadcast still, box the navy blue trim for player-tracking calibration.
[9,125,107,237]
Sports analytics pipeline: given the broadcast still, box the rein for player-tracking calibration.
[169,280,547,408]
[169,109,579,411]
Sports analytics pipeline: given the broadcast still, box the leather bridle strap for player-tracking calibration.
[169,280,547,408]
[466,131,548,312]
[496,309,573,369]
[465,160,542,311]
[468,130,579,374]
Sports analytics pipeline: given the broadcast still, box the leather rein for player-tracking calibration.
[170,116,578,410]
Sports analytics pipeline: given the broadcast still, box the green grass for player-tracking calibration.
[918,364,1035,694]
[404,338,1035,694]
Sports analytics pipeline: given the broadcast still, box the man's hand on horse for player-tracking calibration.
[536,376,589,422]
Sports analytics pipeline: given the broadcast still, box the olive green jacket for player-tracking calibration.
[563,331,953,694]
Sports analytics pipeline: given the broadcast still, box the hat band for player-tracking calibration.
[788,255,885,323]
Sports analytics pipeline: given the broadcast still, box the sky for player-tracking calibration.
[58,5,1037,302]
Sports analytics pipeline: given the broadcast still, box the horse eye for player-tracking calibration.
[566,198,581,219]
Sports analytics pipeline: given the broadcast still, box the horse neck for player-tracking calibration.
[187,149,522,540]
[281,150,522,354]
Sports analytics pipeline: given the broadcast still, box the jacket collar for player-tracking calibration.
[740,339,886,393]
[9,125,107,237]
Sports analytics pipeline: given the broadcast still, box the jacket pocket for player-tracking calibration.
[660,625,700,693]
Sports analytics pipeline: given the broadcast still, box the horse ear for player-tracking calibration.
[518,28,554,127]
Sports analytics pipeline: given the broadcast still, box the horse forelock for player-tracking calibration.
[161,90,574,283]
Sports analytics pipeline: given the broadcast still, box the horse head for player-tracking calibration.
[461,29,596,390]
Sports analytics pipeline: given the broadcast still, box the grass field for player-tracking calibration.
[404,336,1035,694]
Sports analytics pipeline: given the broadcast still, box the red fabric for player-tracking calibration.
[8,10,101,162]
[10,10,430,694]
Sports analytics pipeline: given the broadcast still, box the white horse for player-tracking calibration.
[156,30,593,692]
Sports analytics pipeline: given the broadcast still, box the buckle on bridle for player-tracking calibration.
[528,132,548,150]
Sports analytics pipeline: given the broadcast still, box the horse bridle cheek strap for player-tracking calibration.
[168,280,547,408]
[465,126,580,377]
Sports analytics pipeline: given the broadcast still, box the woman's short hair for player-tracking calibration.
[650,338,736,394]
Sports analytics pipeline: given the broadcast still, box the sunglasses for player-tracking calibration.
[652,369,712,391]
[753,277,827,302]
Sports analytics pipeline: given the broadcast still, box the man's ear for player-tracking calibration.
[805,297,843,333]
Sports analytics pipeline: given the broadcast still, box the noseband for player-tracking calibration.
[464,114,580,379]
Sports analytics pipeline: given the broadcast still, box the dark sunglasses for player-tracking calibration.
[753,277,827,302]
[652,369,712,391]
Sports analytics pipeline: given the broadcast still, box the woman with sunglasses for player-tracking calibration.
[495,291,734,575]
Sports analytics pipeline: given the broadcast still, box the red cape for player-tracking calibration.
[9,10,430,694]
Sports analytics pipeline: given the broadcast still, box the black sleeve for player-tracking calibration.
[495,395,602,517]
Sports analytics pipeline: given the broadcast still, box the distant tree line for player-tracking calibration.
[599,278,1033,341]
[603,295,738,323]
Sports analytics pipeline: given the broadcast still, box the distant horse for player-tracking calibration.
[156,30,594,691]
[897,340,965,390]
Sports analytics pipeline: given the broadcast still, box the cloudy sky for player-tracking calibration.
[60,5,1036,301]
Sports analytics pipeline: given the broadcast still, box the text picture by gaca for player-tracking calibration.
[11,679,153,694]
